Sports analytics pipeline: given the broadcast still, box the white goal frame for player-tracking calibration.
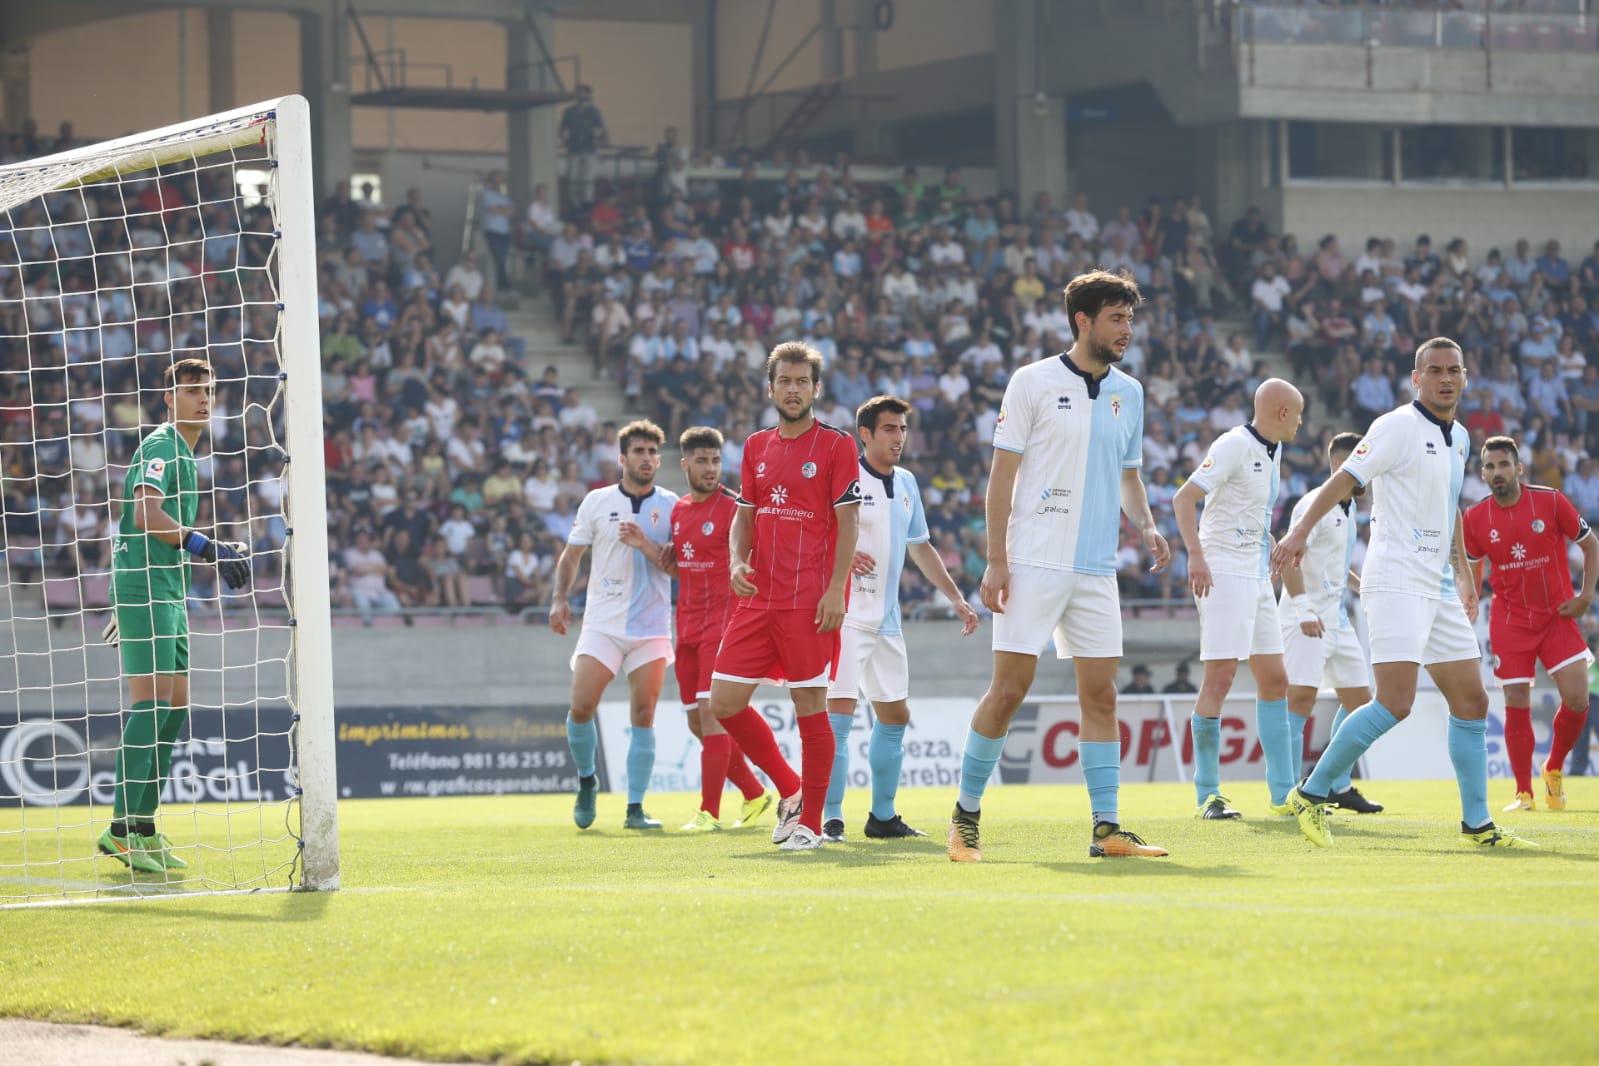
[1,95,339,894]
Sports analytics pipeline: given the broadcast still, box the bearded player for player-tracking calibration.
[625,425,775,831]
[1463,436,1597,812]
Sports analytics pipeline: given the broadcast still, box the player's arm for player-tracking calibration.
[132,485,251,590]
[1271,470,1359,574]
[980,447,1022,614]
[1279,554,1325,638]
[549,542,587,635]
[1120,468,1171,573]
[907,540,979,635]
[728,504,757,596]
[817,502,859,633]
[1450,514,1479,624]
[1558,526,1598,619]
[618,521,677,575]
[1171,479,1212,596]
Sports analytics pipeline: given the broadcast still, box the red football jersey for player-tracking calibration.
[670,487,739,642]
[1463,485,1592,629]
[736,420,863,612]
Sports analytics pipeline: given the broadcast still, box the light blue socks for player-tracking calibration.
[625,725,656,805]
[1191,714,1221,805]
[1256,697,1294,805]
[1079,740,1120,825]
[566,715,598,778]
[1289,712,1309,790]
[957,728,1007,813]
[1327,706,1353,792]
[1305,701,1398,798]
[1448,715,1491,829]
[824,712,854,822]
[868,721,906,820]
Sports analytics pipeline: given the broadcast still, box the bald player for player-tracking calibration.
[1173,378,1304,819]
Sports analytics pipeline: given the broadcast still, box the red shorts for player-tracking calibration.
[711,606,841,689]
[1489,614,1590,685]
[674,638,722,709]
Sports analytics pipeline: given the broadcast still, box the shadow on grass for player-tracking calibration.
[1023,860,1255,879]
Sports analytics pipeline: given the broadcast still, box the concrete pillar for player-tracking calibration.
[850,0,887,159]
[300,4,353,201]
[207,10,235,114]
[820,0,843,81]
[993,0,1066,207]
[1,44,29,133]
[690,0,714,148]
[507,13,560,218]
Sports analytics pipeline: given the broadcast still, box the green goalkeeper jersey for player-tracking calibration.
[112,423,199,602]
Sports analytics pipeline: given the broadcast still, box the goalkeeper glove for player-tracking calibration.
[182,530,253,590]
[102,615,119,647]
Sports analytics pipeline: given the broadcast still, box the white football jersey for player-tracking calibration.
[845,460,930,636]
[1338,401,1467,600]
[1278,494,1358,628]
[1188,424,1281,579]
[567,483,678,639]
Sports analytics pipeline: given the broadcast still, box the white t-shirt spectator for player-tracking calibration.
[1065,207,1099,244]
[938,368,971,405]
[440,516,475,556]
[426,395,460,440]
[1251,275,1291,313]
[961,339,1004,376]
[832,207,867,241]
[559,399,600,433]
[345,546,390,599]
[930,239,965,267]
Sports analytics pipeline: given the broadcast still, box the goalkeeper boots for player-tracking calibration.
[1088,822,1168,858]
[573,776,598,829]
[1462,823,1538,848]
[97,828,165,874]
[1541,765,1567,811]
[150,832,188,870]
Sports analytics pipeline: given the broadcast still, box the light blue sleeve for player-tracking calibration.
[1122,386,1145,468]
[903,471,930,545]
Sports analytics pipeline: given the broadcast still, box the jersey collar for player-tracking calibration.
[860,456,895,500]
[1059,351,1108,400]
[1244,423,1279,459]
[617,482,657,514]
[1410,400,1454,446]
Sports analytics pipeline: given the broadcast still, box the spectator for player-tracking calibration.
[345,529,401,625]
[1121,664,1156,695]
[560,84,608,209]
[1163,661,1199,694]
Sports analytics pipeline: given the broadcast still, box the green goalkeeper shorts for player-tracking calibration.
[114,598,190,677]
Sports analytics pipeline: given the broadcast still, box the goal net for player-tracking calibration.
[0,96,337,905]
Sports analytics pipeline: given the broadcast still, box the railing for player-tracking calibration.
[1237,3,1598,52]
[351,49,581,96]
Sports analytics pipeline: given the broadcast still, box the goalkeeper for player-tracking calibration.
[97,359,251,873]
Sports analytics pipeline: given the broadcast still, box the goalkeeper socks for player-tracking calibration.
[957,727,1007,813]
[1448,715,1491,829]
[1289,712,1309,788]
[565,715,598,779]
[1503,705,1535,792]
[155,701,187,805]
[868,721,906,821]
[1191,714,1221,806]
[1548,704,1590,772]
[726,726,765,801]
[699,733,731,818]
[625,726,656,805]
[1079,740,1120,825]
[1255,698,1294,806]
[718,706,801,798]
[1328,706,1354,792]
[113,701,160,821]
[797,712,836,834]
[823,712,854,822]
[1304,700,1398,798]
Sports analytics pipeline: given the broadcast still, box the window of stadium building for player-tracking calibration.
[1511,127,1597,184]
[1398,125,1504,186]
[1286,121,1394,183]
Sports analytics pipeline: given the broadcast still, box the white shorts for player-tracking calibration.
[1281,620,1370,690]
[991,565,1122,660]
[1196,573,1284,661]
[571,629,673,678]
[827,626,910,703]
[1363,590,1481,667]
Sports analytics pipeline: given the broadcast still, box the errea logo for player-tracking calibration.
[1056,394,1072,410]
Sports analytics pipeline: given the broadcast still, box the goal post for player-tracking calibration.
[0,95,338,903]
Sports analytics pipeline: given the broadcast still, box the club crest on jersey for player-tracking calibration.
[1110,396,1122,418]
[701,520,715,535]
[801,462,817,479]
[650,510,661,527]
[902,494,912,513]
[1531,519,1546,533]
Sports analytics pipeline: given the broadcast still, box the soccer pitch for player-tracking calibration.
[4,783,1598,1065]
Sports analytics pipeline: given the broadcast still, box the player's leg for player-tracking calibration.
[1074,656,1167,858]
[1250,652,1294,811]
[950,566,1063,861]
[1429,655,1529,844]
[566,642,618,830]
[1286,682,1319,801]
[1327,683,1383,812]
[709,610,803,840]
[101,598,172,873]
[675,644,721,830]
[860,631,921,837]
[621,647,669,829]
[774,610,844,849]
[822,626,867,839]
[1191,575,1251,819]
[147,666,191,869]
[1499,681,1536,811]
[1538,622,1592,810]
[1280,616,1325,807]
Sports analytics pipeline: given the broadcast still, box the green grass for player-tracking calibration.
[4,783,1599,1065]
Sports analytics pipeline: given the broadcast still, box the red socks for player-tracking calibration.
[1504,706,1534,793]
[1547,704,1589,772]
[718,706,800,799]
[726,733,765,801]
[797,712,835,834]
[699,734,731,818]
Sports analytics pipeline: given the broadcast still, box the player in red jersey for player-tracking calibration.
[625,426,775,831]
[706,342,863,851]
[1463,436,1598,812]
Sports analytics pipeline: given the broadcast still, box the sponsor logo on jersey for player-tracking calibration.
[681,542,696,560]
[1490,528,1500,541]
[757,461,767,476]
[1353,441,1371,457]
[801,462,817,479]
[701,521,714,535]
[1200,455,1214,471]
[1511,543,1527,560]
[144,457,167,484]
[996,406,1007,428]
[770,485,788,506]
